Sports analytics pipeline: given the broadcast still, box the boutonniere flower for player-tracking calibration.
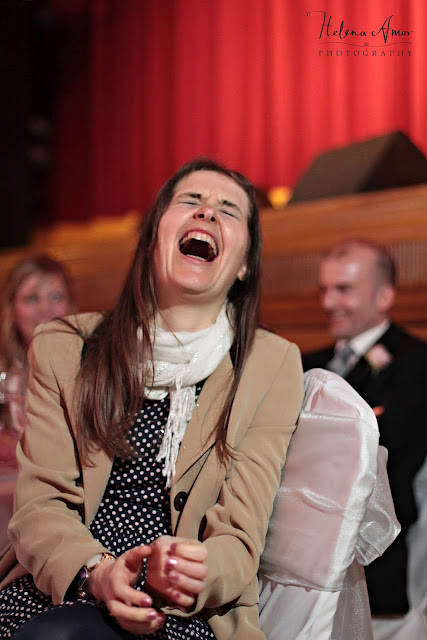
[365,344,393,373]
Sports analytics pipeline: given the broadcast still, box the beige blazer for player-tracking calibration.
[0,313,303,640]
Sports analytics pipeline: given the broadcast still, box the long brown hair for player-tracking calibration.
[76,157,262,464]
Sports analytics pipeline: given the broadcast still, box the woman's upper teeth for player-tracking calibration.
[180,231,218,256]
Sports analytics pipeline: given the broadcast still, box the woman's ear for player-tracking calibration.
[237,264,247,281]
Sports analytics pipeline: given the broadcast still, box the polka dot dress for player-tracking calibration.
[0,387,216,639]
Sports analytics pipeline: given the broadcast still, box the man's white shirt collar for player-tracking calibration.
[336,319,390,359]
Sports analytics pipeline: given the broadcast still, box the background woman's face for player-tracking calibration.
[13,272,71,346]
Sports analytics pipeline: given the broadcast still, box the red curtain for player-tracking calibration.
[50,0,427,221]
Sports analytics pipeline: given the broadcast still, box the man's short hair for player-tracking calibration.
[325,239,397,287]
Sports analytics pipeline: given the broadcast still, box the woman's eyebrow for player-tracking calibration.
[177,192,243,216]
[178,191,202,200]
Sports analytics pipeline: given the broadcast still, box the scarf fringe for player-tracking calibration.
[144,305,233,488]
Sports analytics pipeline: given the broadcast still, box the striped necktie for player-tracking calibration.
[327,343,354,377]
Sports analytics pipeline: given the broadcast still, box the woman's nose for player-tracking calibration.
[38,299,57,321]
[194,206,216,222]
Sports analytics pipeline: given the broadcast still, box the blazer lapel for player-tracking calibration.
[174,329,295,484]
[173,352,234,483]
[79,354,233,528]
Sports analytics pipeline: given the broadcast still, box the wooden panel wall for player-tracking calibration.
[0,212,140,313]
[1,185,426,353]
[259,184,427,351]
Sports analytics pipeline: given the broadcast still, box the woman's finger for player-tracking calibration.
[123,544,152,573]
[170,540,207,562]
[111,601,166,635]
[165,555,208,581]
[88,545,152,606]
[171,574,206,595]
[153,567,206,609]
[111,582,153,608]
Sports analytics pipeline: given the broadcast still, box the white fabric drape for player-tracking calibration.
[372,455,427,640]
[259,368,400,640]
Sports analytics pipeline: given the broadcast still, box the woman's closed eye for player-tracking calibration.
[221,209,237,218]
[220,199,241,219]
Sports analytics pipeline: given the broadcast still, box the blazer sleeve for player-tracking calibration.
[196,340,304,611]
[8,324,110,603]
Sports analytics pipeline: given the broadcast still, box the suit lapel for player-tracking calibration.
[345,355,372,392]
[377,324,399,356]
[346,326,394,397]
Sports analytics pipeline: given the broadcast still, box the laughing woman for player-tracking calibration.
[0,158,303,639]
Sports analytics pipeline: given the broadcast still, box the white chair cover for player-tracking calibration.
[371,596,427,640]
[372,455,427,640]
[259,368,400,640]
[408,454,427,609]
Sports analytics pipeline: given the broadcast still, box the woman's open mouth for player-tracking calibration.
[179,231,218,262]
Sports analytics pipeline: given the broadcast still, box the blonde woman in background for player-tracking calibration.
[0,255,74,455]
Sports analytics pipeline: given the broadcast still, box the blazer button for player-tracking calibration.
[174,491,188,512]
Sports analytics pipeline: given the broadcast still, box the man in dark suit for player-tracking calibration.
[302,239,427,616]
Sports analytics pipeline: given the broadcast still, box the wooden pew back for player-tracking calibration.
[1,185,426,353]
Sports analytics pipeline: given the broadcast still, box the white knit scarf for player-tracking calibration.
[144,305,234,487]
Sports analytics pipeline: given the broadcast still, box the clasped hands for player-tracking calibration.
[86,535,208,635]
